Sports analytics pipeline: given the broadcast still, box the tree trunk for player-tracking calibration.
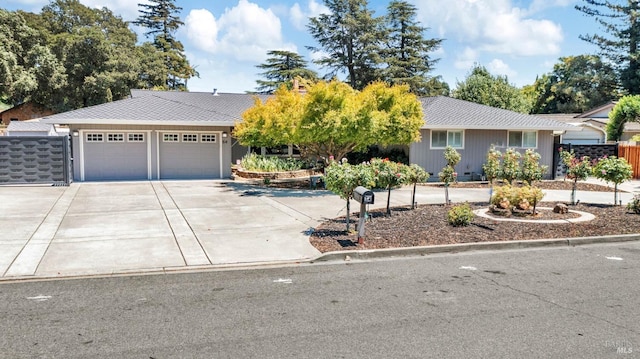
[571,179,578,205]
[412,182,417,209]
[386,186,392,216]
[345,198,351,232]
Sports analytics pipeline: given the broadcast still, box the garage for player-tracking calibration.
[81,131,150,181]
[158,132,220,179]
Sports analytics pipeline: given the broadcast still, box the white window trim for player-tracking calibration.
[163,133,179,142]
[182,133,199,143]
[201,134,217,143]
[127,133,145,142]
[430,130,465,149]
[107,133,125,142]
[86,133,103,142]
[507,130,538,149]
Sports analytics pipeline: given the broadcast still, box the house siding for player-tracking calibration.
[410,129,556,180]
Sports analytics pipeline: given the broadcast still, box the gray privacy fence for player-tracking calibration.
[553,143,618,179]
[0,136,72,185]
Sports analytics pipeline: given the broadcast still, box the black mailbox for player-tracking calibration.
[353,186,374,204]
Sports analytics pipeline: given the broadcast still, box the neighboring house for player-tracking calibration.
[410,96,575,180]
[41,90,267,181]
[540,101,640,144]
[6,120,59,137]
[536,113,607,145]
[41,90,575,182]
[0,102,54,126]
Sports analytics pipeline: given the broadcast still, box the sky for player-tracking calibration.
[4,0,602,94]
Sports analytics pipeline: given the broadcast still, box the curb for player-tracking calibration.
[2,235,639,283]
[311,234,640,262]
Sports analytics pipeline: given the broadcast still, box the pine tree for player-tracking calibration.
[576,0,640,94]
[255,50,317,94]
[133,0,197,90]
[307,0,383,90]
[383,0,443,96]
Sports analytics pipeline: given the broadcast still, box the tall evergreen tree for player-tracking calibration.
[576,0,640,94]
[382,0,443,96]
[255,50,318,94]
[307,0,383,90]
[133,0,197,90]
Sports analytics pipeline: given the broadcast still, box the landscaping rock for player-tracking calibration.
[553,203,569,214]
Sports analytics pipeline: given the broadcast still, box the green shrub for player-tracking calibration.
[627,195,640,214]
[490,184,513,207]
[490,184,545,213]
[447,203,475,227]
[240,153,307,172]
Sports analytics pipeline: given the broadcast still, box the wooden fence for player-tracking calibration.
[618,144,640,179]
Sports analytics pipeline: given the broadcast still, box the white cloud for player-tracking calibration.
[185,9,219,53]
[454,47,478,71]
[184,0,296,63]
[415,0,564,57]
[290,4,306,30]
[487,59,516,78]
[289,0,330,31]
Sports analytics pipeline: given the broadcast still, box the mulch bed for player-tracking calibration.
[233,177,638,252]
[309,202,640,253]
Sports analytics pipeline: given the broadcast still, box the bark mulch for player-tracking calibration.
[309,181,638,253]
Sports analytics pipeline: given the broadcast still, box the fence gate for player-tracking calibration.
[0,136,72,185]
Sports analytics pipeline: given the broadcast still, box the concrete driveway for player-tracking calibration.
[0,179,637,280]
[0,181,348,279]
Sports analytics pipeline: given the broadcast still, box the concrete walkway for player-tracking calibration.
[0,179,638,280]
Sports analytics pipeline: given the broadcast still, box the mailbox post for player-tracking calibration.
[352,186,374,244]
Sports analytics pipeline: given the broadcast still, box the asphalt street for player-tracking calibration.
[1,242,638,358]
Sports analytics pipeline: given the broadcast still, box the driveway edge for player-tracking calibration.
[2,234,639,283]
[311,234,640,262]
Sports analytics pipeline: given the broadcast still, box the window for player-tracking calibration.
[107,133,124,142]
[163,133,179,142]
[431,130,463,148]
[508,131,537,148]
[128,133,145,142]
[86,133,103,142]
[201,134,217,143]
[182,133,198,142]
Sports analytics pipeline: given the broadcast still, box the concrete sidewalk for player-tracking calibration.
[0,179,637,280]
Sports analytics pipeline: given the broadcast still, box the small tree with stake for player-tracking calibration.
[370,158,408,216]
[406,164,430,209]
[559,148,592,205]
[324,159,374,231]
[592,156,632,205]
[438,146,461,204]
[482,146,501,202]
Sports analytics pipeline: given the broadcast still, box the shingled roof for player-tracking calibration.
[421,96,575,131]
[41,90,268,126]
[41,90,575,131]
